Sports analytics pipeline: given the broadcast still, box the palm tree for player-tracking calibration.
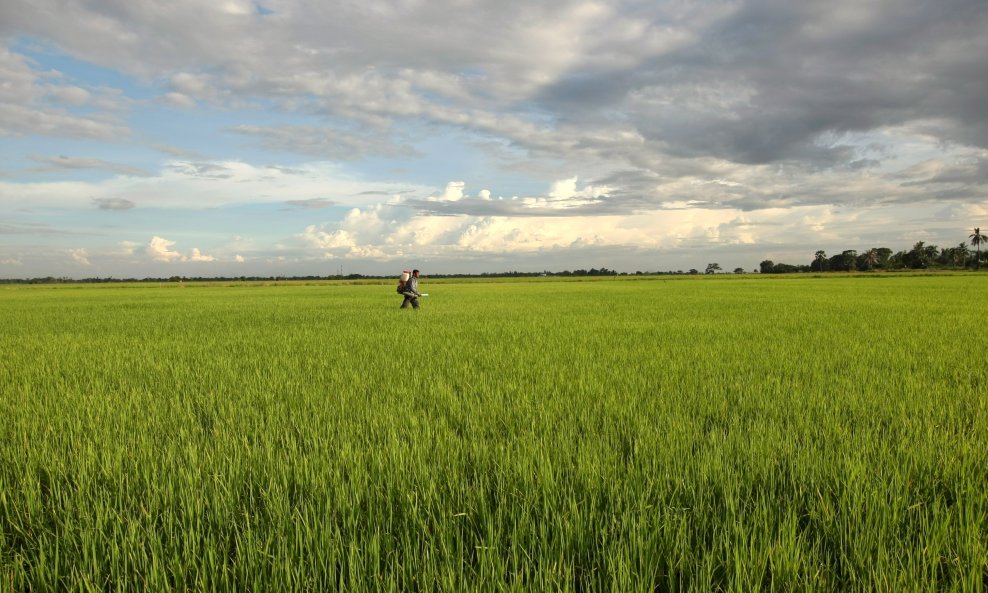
[909,241,928,269]
[971,227,987,269]
[955,242,970,269]
[862,248,880,270]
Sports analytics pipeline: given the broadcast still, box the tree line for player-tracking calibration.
[759,228,986,274]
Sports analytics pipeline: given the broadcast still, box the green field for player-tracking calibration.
[1,275,986,591]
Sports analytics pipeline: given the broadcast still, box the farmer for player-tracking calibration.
[400,269,422,309]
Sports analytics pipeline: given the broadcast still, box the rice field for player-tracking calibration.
[0,274,985,592]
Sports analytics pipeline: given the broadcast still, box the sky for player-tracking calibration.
[1,0,987,278]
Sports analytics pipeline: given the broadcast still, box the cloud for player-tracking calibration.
[6,0,988,178]
[170,72,214,97]
[428,181,466,202]
[0,160,432,210]
[896,154,988,187]
[299,178,730,259]
[0,221,72,235]
[284,197,336,209]
[147,236,183,262]
[151,143,206,159]
[292,173,983,272]
[231,124,419,161]
[69,247,90,265]
[187,248,215,262]
[46,85,90,105]
[299,202,405,259]
[549,178,578,199]
[146,237,217,263]
[115,241,140,256]
[299,203,734,261]
[0,46,129,138]
[407,178,614,217]
[32,155,153,177]
[167,161,236,180]
[162,92,197,108]
[92,197,135,210]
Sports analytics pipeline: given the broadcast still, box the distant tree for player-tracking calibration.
[935,247,949,267]
[733,267,745,274]
[845,249,858,271]
[829,250,857,272]
[689,269,699,275]
[861,248,880,271]
[889,250,907,269]
[971,227,987,268]
[953,242,970,268]
[901,242,942,269]
[759,260,775,274]
[906,241,929,269]
[812,250,828,272]
[937,244,963,268]
[705,263,721,274]
[876,247,893,269]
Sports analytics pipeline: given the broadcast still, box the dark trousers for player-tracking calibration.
[400,293,419,309]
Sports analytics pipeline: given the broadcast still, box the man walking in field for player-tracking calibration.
[400,269,422,309]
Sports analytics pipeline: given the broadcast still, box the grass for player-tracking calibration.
[0,274,985,591]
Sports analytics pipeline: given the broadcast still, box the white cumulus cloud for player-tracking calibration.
[187,248,215,262]
[69,248,91,265]
[146,236,215,263]
[429,181,466,202]
[147,236,184,262]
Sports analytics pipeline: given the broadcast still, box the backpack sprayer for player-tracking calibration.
[397,270,428,296]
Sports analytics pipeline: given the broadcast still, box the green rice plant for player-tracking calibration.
[0,275,985,591]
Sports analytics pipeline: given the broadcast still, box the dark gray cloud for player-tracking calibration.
[31,155,153,177]
[284,197,336,209]
[92,197,135,210]
[536,0,988,168]
[7,0,986,176]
